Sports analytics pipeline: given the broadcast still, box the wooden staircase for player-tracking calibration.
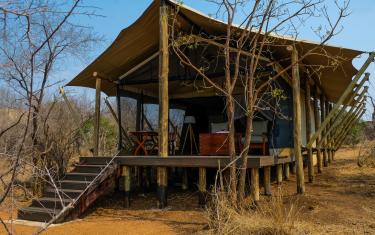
[18,157,119,223]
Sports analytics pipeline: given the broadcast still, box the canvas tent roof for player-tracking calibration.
[67,0,363,103]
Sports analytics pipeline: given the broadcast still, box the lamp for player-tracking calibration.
[184,116,196,124]
[181,115,198,155]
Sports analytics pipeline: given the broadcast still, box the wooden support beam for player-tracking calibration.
[157,0,169,209]
[320,94,328,167]
[307,52,375,148]
[104,98,132,149]
[116,85,123,151]
[93,75,101,156]
[335,109,366,150]
[119,52,159,80]
[251,168,260,202]
[276,164,283,184]
[333,102,365,143]
[198,168,207,206]
[122,166,131,208]
[330,97,366,141]
[284,163,290,180]
[313,87,322,173]
[305,79,314,182]
[263,166,272,196]
[325,99,332,164]
[289,46,305,194]
[318,86,368,147]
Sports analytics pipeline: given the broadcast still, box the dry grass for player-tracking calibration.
[203,188,305,235]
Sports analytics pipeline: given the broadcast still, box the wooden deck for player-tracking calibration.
[80,155,295,168]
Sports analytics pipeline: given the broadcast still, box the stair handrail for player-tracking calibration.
[34,152,120,235]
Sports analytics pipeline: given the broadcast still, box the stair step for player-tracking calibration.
[73,164,107,173]
[18,207,61,223]
[79,157,113,165]
[31,197,73,209]
[59,180,91,190]
[44,188,84,199]
[64,172,98,181]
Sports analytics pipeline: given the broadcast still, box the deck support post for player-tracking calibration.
[263,166,272,196]
[122,166,131,208]
[289,45,305,194]
[320,95,328,167]
[326,100,332,164]
[284,163,290,180]
[250,168,260,203]
[305,79,314,182]
[93,73,101,156]
[157,0,169,209]
[198,168,207,206]
[313,87,322,173]
[182,168,188,190]
[276,164,283,184]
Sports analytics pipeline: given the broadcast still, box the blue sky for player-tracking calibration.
[65,0,375,119]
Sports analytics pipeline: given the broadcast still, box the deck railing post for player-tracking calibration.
[157,0,169,209]
[289,45,305,194]
[93,72,101,156]
[263,166,272,196]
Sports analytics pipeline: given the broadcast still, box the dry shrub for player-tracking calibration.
[204,187,304,235]
[357,141,375,168]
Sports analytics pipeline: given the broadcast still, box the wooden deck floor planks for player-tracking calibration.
[80,155,294,168]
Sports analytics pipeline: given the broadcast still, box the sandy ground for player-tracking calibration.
[1,146,375,234]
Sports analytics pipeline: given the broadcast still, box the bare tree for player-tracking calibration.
[171,0,350,202]
[0,0,101,196]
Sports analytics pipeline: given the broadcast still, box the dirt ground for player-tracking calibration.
[1,146,375,235]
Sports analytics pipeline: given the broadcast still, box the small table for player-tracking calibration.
[129,131,158,155]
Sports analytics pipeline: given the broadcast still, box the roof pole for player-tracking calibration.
[157,0,169,209]
[93,72,101,156]
[288,45,305,194]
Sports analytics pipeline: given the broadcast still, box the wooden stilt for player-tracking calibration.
[313,87,322,173]
[263,166,272,196]
[250,168,260,202]
[326,100,332,164]
[181,168,188,190]
[284,163,290,180]
[320,94,328,167]
[122,166,131,208]
[305,79,314,182]
[157,0,169,209]
[93,73,101,156]
[291,162,297,174]
[198,168,207,206]
[276,164,283,184]
[289,45,305,194]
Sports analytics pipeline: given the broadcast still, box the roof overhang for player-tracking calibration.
[67,0,364,103]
